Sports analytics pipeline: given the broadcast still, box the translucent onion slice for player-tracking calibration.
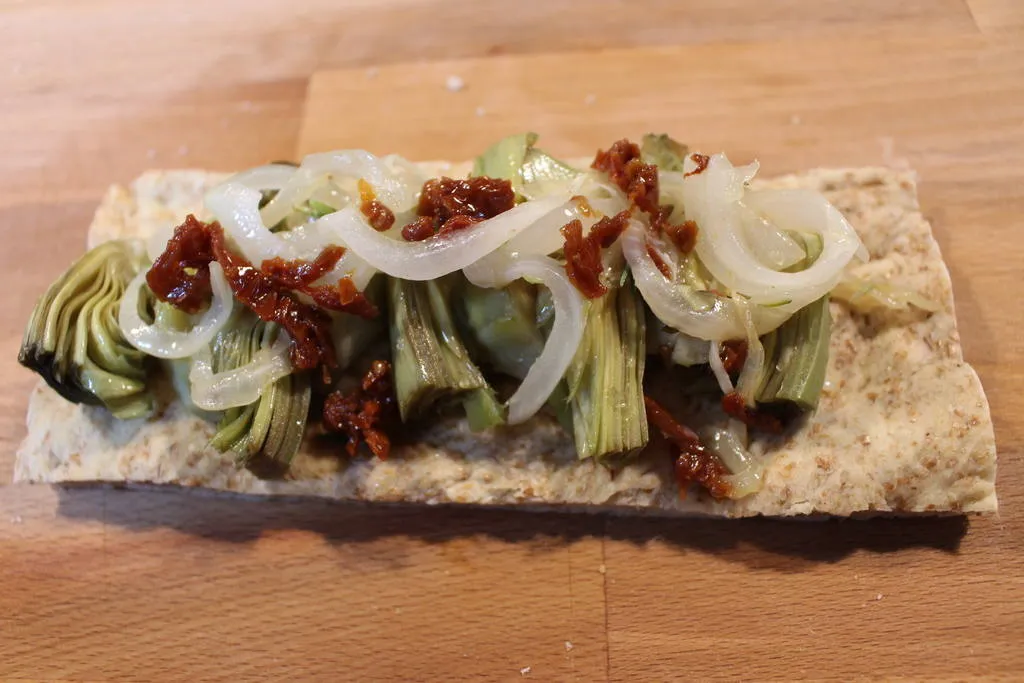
[258,166,324,228]
[118,263,234,359]
[188,332,292,411]
[737,203,806,270]
[205,183,376,289]
[226,164,298,192]
[700,421,764,498]
[732,299,765,404]
[333,193,571,281]
[623,218,789,340]
[831,273,941,313]
[254,150,415,229]
[464,253,585,424]
[708,341,734,394]
[504,197,594,257]
[683,154,865,309]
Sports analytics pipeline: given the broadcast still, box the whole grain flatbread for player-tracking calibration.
[14,163,997,516]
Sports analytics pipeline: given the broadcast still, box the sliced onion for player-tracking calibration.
[464,253,585,424]
[188,332,292,410]
[831,273,941,313]
[205,182,376,289]
[383,153,429,192]
[302,150,417,212]
[504,197,594,257]
[683,154,864,309]
[623,218,787,339]
[255,150,414,229]
[226,164,298,192]
[700,421,763,498]
[733,299,764,404]
[708,341,734,394]
[334,193,571,281]
[737,203,806,270]
[258,167,324,228]
[118,263,233,359]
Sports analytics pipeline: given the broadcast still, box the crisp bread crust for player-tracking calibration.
[15,163,997,516]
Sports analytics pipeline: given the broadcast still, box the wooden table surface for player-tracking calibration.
[2,2,1023,681]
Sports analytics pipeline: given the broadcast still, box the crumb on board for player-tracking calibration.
[598,564,606,574]
[475,106,486,117]
[520,666,532,676]
[564,641,573,652]
[446,75,465,92]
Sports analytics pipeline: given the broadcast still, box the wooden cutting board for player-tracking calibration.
[2,2,1023,680]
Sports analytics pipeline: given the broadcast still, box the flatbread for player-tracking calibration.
[14,163,997,516]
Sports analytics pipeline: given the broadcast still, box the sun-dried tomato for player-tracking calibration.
[146,215,216,314]
[721,392,783,433]
[674,448,733,500]
[149,215,379,376]
[208,226,337,371]
[643,395,732,500]
[401,176,515,240]
[323,360,397,460]
[684,153,710,177]
[419,176,515,222]
[592,139,643,195]
[591,140,699,254]
[720,340,749,375]
[358,179,396,232]
[362,200,395,232]
[625,161,659,216]
[303,276,380,319]
[561,210,630,299]
[436,213,479,236]
[589,209,630,248]
[664,219,698,254]
[261,247,379,320]
[401,217,435,242]
[592,139,661,216]
[260,246,346,288]
[646,241,672,279]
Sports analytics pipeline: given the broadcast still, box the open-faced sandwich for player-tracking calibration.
[16,133,996,516]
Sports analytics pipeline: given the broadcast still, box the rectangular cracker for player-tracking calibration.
[15,165,997,516]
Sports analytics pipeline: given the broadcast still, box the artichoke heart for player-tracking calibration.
[388,276,504,430]
[209,316,311,476]
[640,133,689,172]
[565,271,649,462]
[18,240,153,419]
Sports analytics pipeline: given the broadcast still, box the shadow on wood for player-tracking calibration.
[53,485,968,570]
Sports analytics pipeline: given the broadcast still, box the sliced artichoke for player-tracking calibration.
[640,133,689,172]
[565,271,649,462]
[19,240,153,419]
[208,316,312,475]
[472,132,579,198]
[388,276,504,430]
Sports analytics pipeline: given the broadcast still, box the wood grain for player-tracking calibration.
[300,33,1024,681]
[2,2,1023,681]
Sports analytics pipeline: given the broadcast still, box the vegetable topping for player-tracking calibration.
[21,131,937,502]
[323,360,397,459]
[561,210,630,299]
